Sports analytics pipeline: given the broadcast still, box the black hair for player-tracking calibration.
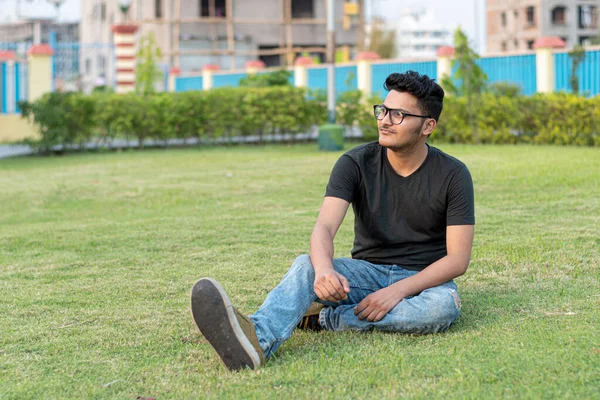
[384,71,444,121]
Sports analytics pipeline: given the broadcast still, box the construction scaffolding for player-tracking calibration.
[137,0,365,70]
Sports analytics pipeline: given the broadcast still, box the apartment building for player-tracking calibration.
[395,9,452,59]
[81,0,364,86]
[487,0,600,53]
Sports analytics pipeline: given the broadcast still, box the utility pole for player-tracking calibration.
[318,0,343,152]
[326,0,336,123]
[358,0,365,51]
[474,0,480,53]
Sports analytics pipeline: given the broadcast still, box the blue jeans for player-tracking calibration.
[250,254,462,358]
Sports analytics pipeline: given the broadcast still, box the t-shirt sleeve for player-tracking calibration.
[325,154,361,203]
[446,165,475,225]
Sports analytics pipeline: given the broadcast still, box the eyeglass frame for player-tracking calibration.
[373,104,432,125]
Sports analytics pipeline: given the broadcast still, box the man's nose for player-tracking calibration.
[377,118,391,129]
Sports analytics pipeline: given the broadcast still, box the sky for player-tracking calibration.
[0,0,487,52]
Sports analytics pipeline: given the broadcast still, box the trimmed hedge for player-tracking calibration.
[437,93,600,146]
[18,89,600,153]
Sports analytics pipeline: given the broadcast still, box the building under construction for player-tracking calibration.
[81,0,364,78]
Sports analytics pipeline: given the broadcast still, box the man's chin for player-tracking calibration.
[378,134,395,148]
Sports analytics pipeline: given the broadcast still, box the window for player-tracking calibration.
[200,0,227,17]
[501,41,507,51]
[100,2,106,21]
[579,5,598,29]
[501,12,506,27]
[527,40,535,49]
[526,6,535,25]
[551,6,566,25]
[514,10,519,20]
[85,58,91,74]
[155,0,163,18]
[514,39,519,49]
[292,0,315,19]
[97,55,106,72]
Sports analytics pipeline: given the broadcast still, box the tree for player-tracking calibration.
[568,45,586,94]
[441,27,488,142]
[368,22,396,59]
[135,32,163,96]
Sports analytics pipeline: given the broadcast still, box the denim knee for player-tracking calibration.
[288,254,315,281]
[420,288,461,327]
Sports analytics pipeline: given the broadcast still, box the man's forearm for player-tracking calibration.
[309,225,335,273]
[389,255,469,299]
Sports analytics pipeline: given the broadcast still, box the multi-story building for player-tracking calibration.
[80,0,364,89]
[0,18,79,47]
[487,0,600,53]
[394,9,452,59]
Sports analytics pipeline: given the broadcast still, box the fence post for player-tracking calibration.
[112,24,139,94]
[169,67,180,92]
[436,46,455,92]
[0,51,16,114]
[27,45,54,102]
[294,56,314,88]
[202,64,220,90]
[356,51,380,98]
[246,60,266,75]
[533,36,566,93]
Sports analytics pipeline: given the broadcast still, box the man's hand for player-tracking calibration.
[354,286,404,322]
[314,270,350,303]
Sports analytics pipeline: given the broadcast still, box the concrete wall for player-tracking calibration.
[542,1,600,48]
[486,0,542,53]
[488,0,600,52]
[0,115,38,143]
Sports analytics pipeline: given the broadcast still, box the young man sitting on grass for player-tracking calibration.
[190,70,475,371]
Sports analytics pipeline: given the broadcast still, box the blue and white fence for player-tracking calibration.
[371,60,437,97]
[478,54,537,95]
[0,59,28,115]
[174,46,600,98]
[554,48,600,95]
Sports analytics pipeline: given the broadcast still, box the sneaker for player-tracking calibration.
[190,278,264,371]
[297,302,325,331]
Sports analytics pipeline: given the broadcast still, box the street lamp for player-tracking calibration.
[119,0,133,22]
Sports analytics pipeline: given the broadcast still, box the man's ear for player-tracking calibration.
[422,118,437,138]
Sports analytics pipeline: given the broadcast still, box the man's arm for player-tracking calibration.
[309,196,352,303]
[354,224,474,322]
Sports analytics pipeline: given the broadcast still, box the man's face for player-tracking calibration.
[376,90,432,152]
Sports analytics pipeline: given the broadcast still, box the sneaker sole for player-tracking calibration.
[190,278,261,371]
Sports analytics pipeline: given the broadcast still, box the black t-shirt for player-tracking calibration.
[325,142,475,271]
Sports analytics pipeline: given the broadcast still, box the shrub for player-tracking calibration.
[19,92,96,153]
[336,90,383,141]
[19,88,600,152]
[239,69,292,88]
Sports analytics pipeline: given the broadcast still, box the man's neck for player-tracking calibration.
[386,142,429,178]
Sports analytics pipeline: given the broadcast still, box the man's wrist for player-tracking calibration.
[388,280,411,300]
[312,262,335,275]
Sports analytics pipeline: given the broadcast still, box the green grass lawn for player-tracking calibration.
[1,144,598,399]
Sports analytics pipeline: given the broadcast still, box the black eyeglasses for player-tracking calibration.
[373,104,431,125]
